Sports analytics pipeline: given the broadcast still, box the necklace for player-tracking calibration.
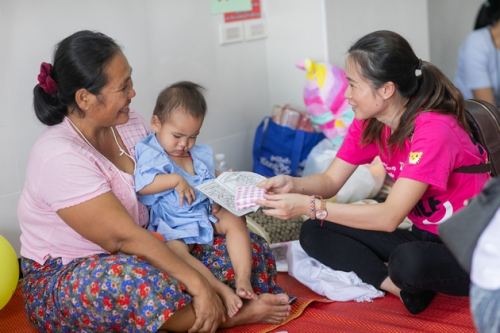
[66,117,136,188]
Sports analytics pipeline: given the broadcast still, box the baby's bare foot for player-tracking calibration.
[236,279,257,300]
[218,286,243,317]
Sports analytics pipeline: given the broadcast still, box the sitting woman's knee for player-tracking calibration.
[299,219,322,256]
[388,243,427,288]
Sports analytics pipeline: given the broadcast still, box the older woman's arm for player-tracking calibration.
[57,191,226,332]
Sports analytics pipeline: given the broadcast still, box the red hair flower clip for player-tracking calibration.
[37,62,58,94]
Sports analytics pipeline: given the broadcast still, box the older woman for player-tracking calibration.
[19,30,290,333]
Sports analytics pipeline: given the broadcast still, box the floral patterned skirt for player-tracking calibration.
[21,233,283,333]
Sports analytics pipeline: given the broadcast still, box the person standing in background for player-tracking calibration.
[455,0,500,107]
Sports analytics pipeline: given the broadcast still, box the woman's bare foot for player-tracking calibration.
[235,278,257,299]
[220,293,291,328]
[216,284,243,317]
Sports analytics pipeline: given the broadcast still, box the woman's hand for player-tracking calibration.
[254,192,309,220]
[174,176,196,206]
[256,175,294,194]
[189,283,226,333]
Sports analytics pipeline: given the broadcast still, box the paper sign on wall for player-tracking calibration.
[211,0,252,15]
[224,0,261,22]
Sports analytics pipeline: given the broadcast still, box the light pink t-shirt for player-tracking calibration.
[337,112,490,234]
[19,109,151,264]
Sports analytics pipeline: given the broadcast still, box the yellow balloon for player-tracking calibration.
[0,235,19,310]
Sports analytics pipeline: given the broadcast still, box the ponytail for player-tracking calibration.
[393,62,468,149]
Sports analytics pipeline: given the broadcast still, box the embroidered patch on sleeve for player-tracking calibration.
[409,152,423,164]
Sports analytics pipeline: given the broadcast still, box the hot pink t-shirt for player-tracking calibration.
[19,109,151,264]
[337,112,490,234]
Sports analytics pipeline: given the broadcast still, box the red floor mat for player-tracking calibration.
[219,272,478,333]
[0,274,477,333]
[0,284,38,333]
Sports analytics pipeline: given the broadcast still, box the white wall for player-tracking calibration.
[0,0,271,255]
[264,0,328,111]
[0,1,478,255]
[428,0,483,80]
[325,0,430,68]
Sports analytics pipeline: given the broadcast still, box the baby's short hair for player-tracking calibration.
[153,81,207,122]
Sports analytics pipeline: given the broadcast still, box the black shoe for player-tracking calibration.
[400,290,436,314]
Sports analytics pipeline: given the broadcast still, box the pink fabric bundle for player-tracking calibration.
[235,186,267,211]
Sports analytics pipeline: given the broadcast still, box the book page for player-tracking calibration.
[196,181,255,216]
[215,171,267,192]
[196,171,266,216]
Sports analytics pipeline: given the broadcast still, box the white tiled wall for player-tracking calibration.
[0,0,475,255]
[428,0,484,80]
[264,0,328,111]
[0,0,272,254]
[324,0,431,69]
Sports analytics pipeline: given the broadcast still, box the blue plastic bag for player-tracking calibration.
[252,117,325,177]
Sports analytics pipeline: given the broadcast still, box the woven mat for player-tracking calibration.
[247,209,305,244]
[218,273,328,333]
[0,277,322,333]
[0,277,324,333]
[219,273,477,333]
[0,284,38,333]
[0,274,477,333]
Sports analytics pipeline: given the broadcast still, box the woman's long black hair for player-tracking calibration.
[33,30,121,126]
[347,30,467,151]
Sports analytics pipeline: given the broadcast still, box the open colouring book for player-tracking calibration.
[196,171,266,216]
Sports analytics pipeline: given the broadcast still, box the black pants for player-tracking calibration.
[299,219,470,296]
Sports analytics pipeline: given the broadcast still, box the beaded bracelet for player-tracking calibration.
[310,195,322,220]
[310,195,316,220]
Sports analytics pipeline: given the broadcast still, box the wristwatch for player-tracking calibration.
[315,198,328,226]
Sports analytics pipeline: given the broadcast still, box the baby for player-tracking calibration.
[134,81,256,317]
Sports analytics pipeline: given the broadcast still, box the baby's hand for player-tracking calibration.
[175,176,196,206]
[215,168,234,177]
[211,203,222,214]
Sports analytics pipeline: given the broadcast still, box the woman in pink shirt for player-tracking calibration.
[19,30,290,333]
[256,30,490,315]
